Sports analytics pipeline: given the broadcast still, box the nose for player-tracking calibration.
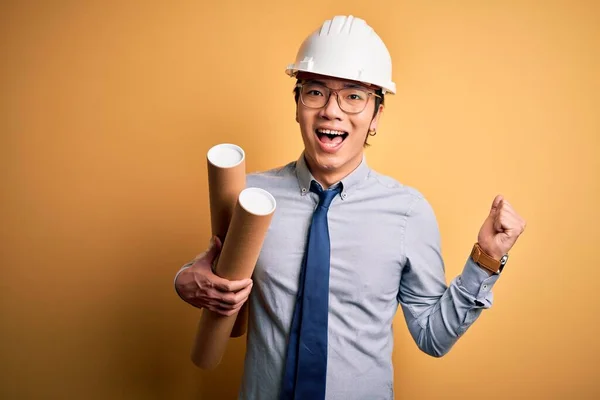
[318,91,343,121]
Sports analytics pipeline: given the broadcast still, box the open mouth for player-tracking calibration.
[315,129,349,148]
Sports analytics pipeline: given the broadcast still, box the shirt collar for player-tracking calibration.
[295,152,371,201]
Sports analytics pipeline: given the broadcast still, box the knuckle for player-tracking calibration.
[221,294,233,304]
[233,293,243,303]
[208,292,217,301]
[215,281,229,292]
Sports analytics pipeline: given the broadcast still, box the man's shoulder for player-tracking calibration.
[366,169,438,223]
[367,168,425,201]
[246,160,297,186]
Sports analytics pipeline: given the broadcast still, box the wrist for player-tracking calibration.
[477,242,503,261]
[470,242,509,275]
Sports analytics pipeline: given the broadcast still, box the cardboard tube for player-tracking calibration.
[206,143,249,337]
[206,143,246,241]
[230,302,249,337]
[191,187,276,369]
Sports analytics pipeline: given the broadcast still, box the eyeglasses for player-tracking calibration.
[296,82,381,114]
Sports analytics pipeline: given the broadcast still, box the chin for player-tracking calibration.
[309,149,346,170]
[302,131,362,174]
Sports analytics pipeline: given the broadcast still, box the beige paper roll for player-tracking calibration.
[206,143,249,338]
[192,187,276,369]
[206,143,246,241]
[230,302,249,337]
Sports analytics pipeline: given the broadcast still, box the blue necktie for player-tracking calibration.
[280,180,342,400]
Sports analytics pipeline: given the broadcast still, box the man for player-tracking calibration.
[174,15,526,400]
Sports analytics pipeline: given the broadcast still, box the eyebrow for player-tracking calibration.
[307,80,368,90]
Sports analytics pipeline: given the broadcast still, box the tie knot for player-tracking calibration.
[310,180,341,209]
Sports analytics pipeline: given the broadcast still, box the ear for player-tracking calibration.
[369,104,384,131]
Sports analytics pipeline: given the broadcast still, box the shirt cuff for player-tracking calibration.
[457,257,501,300]
[174,261,195,297]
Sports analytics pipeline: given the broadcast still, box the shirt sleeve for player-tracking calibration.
[174,261,195,300]
[397,195,500,357]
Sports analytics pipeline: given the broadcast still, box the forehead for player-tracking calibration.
[296,72,377,90]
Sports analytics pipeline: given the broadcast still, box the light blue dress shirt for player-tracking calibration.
[178,153,501,400]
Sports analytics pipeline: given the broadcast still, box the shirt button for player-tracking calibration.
[483,284,488,290]
[341,193,347,199]
[301,188,307,193]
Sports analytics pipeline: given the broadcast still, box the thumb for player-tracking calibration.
[489,195,503,217]
[195,236,222,264]
[205,236,222,263]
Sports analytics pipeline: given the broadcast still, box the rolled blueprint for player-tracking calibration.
[206,143,249,338]
[192,187,276,369]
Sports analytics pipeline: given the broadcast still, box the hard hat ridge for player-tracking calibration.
[286,15,396,94]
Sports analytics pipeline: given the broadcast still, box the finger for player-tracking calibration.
[498,213,523,235]
[489,195,503,216]
[212,276,253,293]
[207,298,238,310]
[499,199,525,220]
[193,250,208,262]
[231,282,253,304]
[229,298,249,311]
[498,202,527,229]
[215,282,253,305]
[499,205,517,221]
[215,290,239,306]
[220,307,242,317]
[213,235,222,248]
[205,236,222,262]
[204,304,226,315]
[502,205,525,230]
[494,215,503,233]
[206,303,242,317]
[194,236,222,261]
[205,299,232,311]
[216,298,248,311]
[498,199,516,214]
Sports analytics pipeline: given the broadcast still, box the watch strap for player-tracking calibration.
[471,243,506,274]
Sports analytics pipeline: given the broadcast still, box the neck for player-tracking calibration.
[304,153,363,189]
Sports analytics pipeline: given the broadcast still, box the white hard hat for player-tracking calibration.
[285,15,396,94]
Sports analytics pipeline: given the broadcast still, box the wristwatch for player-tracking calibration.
[470,243,509,274]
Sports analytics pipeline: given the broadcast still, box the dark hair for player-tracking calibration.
[293,80,385,147]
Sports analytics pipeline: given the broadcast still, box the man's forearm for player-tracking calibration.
[399,256,500,357]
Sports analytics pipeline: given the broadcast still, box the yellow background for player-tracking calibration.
[2,1,599,399]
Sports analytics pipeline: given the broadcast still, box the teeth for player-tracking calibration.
[317,129,345,136]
